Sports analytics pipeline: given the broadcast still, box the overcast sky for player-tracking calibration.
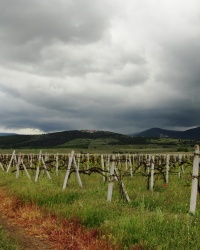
[0,0,199,135]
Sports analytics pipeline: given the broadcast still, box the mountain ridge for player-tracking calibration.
[0,130,146,149]
[0,127,199,149]
[132,126,200,139]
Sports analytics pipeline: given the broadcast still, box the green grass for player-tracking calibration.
[0,227,19,250]
[0,143,194,155]
[0,161,199,249]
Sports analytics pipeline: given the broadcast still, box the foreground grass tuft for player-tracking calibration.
[0,226,18,250]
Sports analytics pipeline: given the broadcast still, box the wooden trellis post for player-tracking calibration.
[107,155,131,202]
[16,153,21,178]
[128,154,133,177]
[166,154,170,184]
[147,154,150,175]
[101,155,106,182]
[7,150,16,173]
[0,162,5,171]
[73,155,83,188]
[62,151,82,190]
[107,155,115,202]
[62,151,74,190]
[35,151,42,182]
[44,152,49,161]
[15,153,31,179]
[41,157,52,180]
[21,157,31,179]
[125,154,128,171]
[55,153,59,176]
[34,151,51,181]
[29,154,33,169]
[106,154,110,172]
[86,153,89,170]
[180,154,185,174]
[101,154,108,181]
[189,145,200,214]
[178,154,182,178]
[114,167,131,203]
[149,155,155,191]
[76,153,80,171]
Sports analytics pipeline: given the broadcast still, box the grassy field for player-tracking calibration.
[0,154,199,250]
[0,226,18,250]
[0,134,196,155]
[0,140,195,155]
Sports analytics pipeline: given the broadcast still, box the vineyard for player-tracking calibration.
[0,146,200,249]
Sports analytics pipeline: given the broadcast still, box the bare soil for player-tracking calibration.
[0,215,52,250]
[0,186,119,250]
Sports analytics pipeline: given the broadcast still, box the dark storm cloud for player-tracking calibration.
[0,0,199,134]
[116,106,200,133]
[155,39,200,87]
[0,0,113,74]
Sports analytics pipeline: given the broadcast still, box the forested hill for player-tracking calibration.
[1,127,200,149]
[0,130,146,149]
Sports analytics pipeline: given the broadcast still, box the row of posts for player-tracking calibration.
[1,147,200,213]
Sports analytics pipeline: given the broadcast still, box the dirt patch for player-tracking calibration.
[0,215,52,250]
[0,187,120,250]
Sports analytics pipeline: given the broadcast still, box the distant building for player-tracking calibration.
[160,134,169,138]
[80,130,97,133]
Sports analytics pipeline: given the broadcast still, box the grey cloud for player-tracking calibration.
[0,0,200,135]
[0,91,106,133]
[0,0,113,75]
[109,63,149,86]
[156,42,200,85]
[109,106,200,133]
[0,40,45,65]
[0,0,111,45]
[39,44,101,77]
[0,83,21,98]
[0,88,199,134]
[0,0,150,80]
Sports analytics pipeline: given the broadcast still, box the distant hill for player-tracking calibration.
[0,130,147,149]
[1,127,199,149]
[0,133,17,136]
[133,127,200,139]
